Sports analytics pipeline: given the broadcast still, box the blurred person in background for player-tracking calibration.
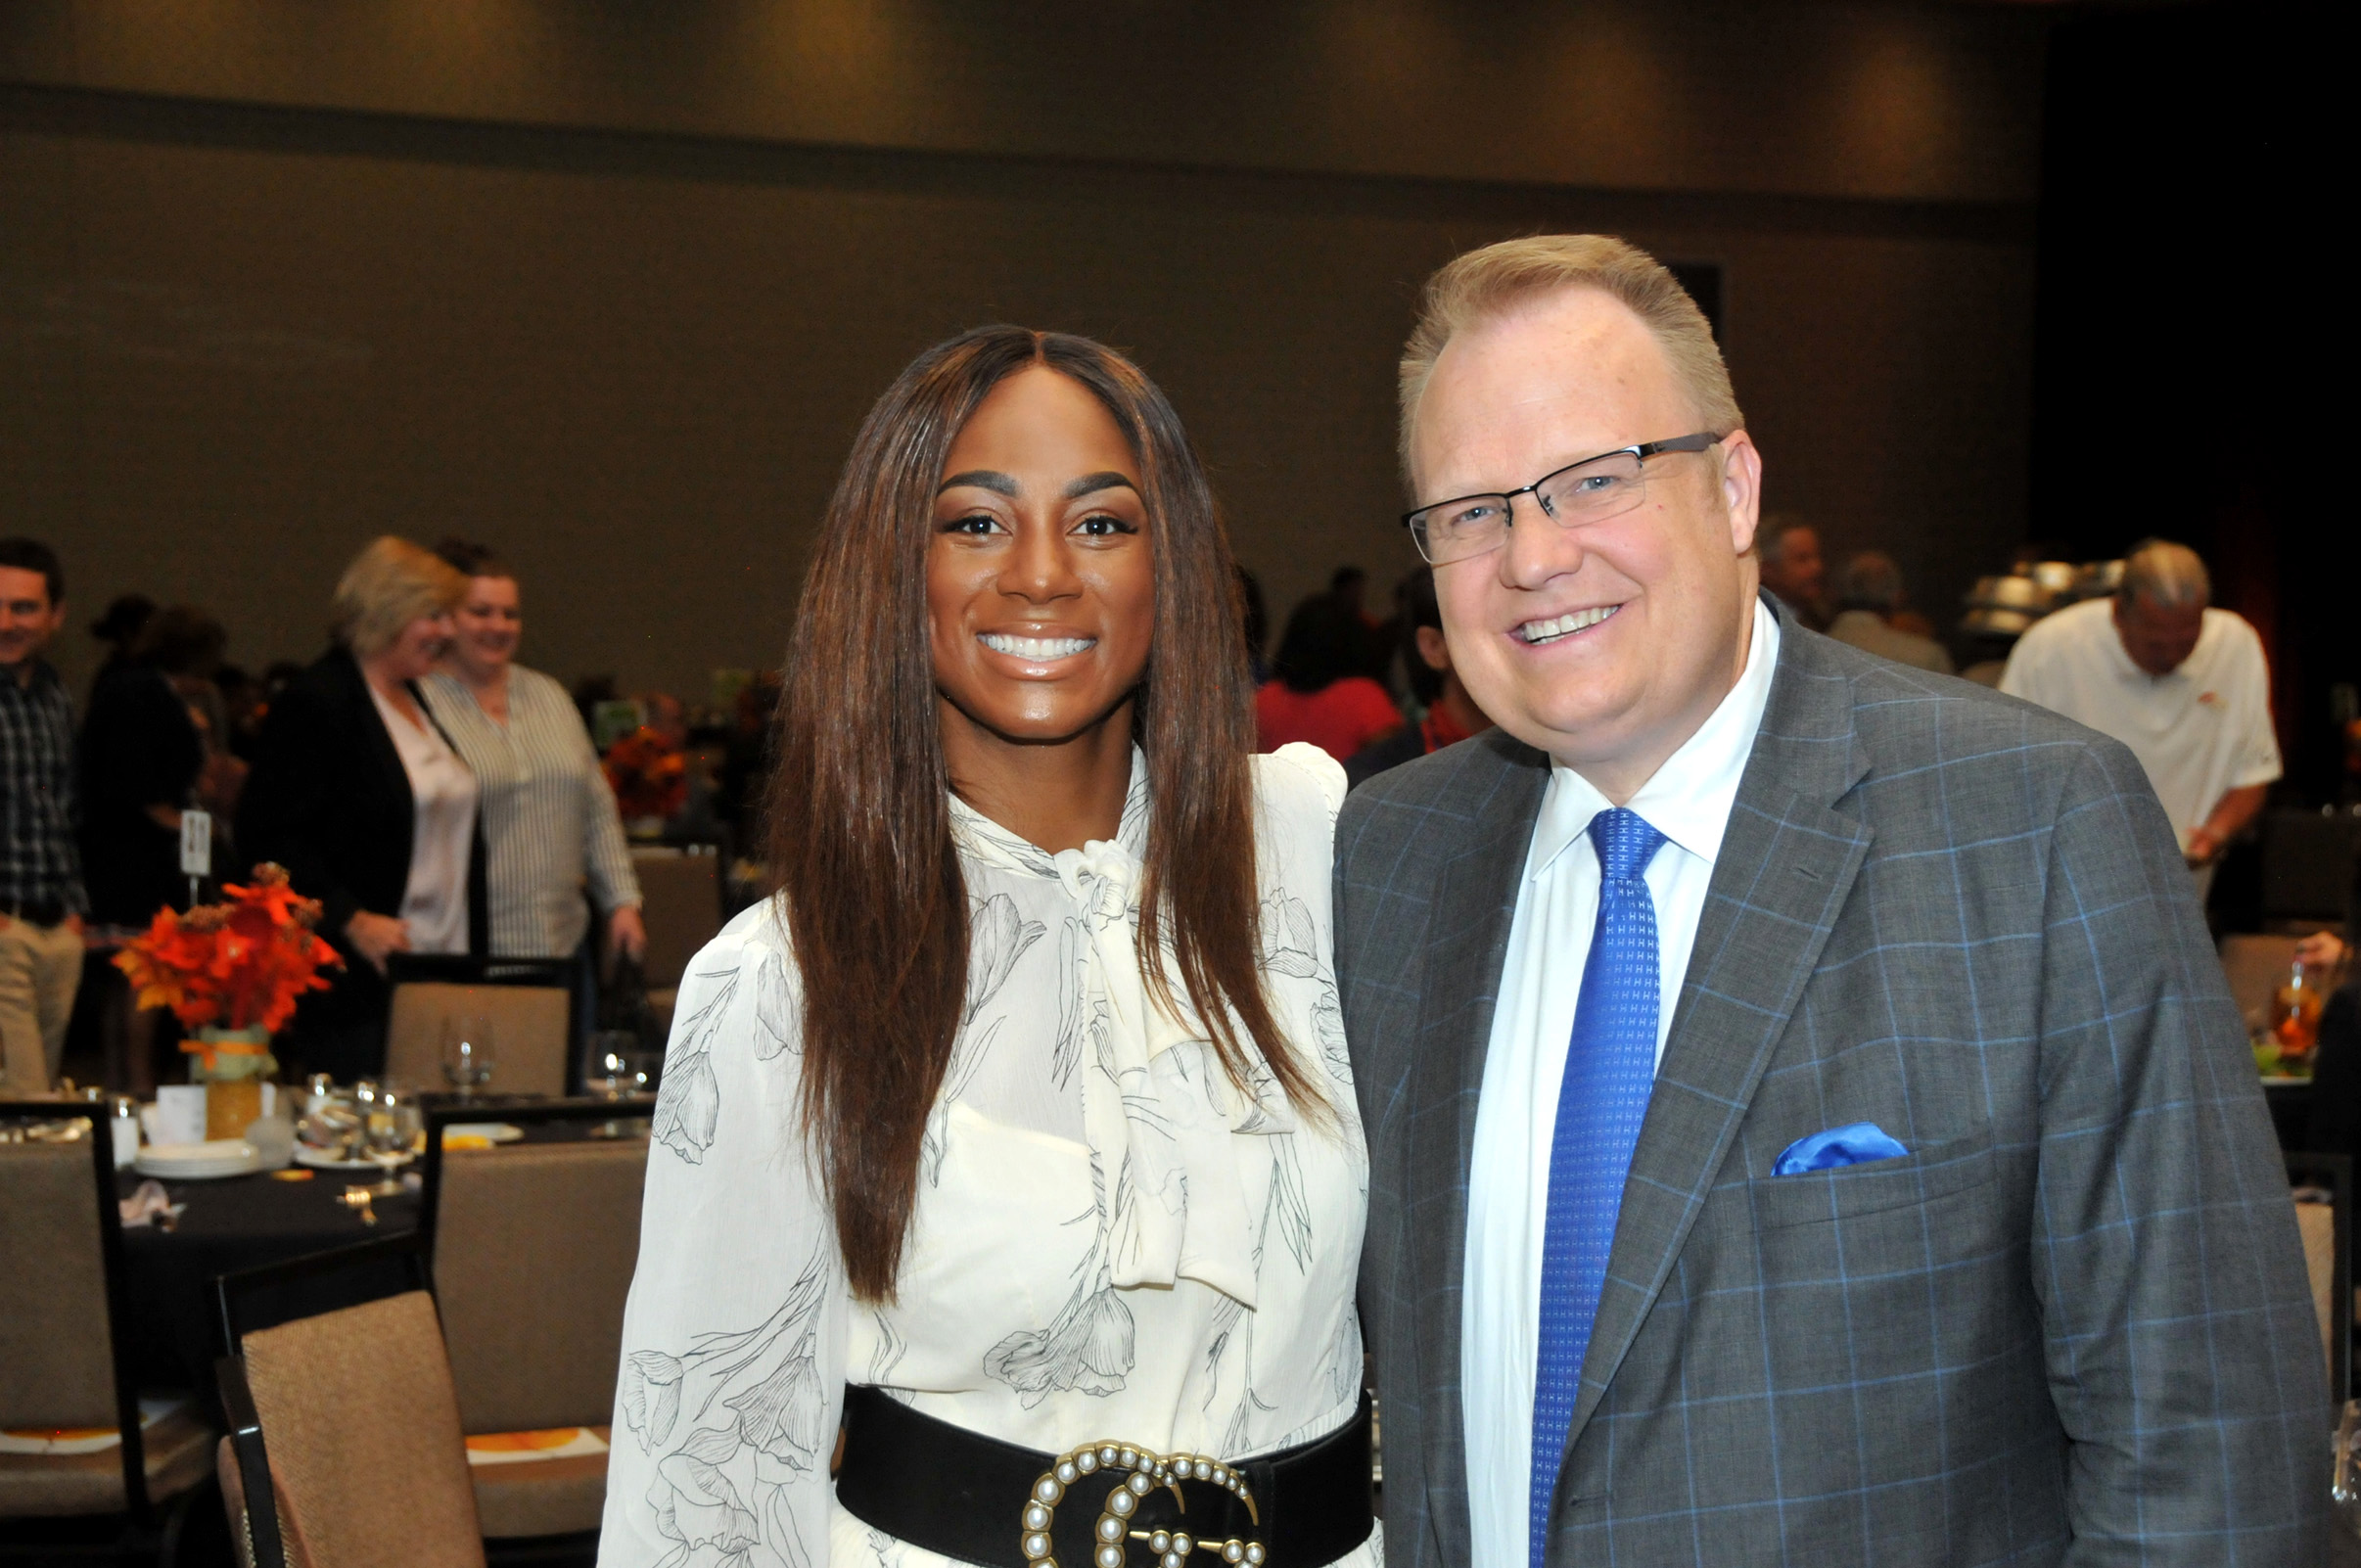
[1256,590,1404,759]
[1754,514,1828,629]
[2002,538,2278,902]
[421,539,644,970]
[1825,550,1954,673]
[85,592,155,695]
[212,663,268,761]
[0,537,86,1092]
[239,536,483,1080]
[77,604,241,927]
[716,668,783,837]
[1345,565,1493,789]
[1237,565,1272,682]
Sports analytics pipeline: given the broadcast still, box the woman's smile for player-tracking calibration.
[976,630,1098,663]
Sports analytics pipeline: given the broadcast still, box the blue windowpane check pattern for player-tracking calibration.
[1530,807,1665,1568]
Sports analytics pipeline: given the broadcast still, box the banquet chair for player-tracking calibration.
[421,1101,649,1542]
[213,1234,485,1568]
[386,955,575,1098]
[630,845,721,992]
[2219,932,2304,1028]
[2286,1151,2354,1406]
[0,1103,214,1565]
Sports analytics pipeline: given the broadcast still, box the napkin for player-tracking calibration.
[117,1178,187,1229]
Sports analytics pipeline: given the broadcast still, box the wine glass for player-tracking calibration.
[363,1089,415,1196]
[440,1014,497,1100]
[2334,1399,2361,1537]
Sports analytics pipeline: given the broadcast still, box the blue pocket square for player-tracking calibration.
[1774,1122,1910,1176]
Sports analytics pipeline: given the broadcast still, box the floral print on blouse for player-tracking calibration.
[598,744,1376,1568]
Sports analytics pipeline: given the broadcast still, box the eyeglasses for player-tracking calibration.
[1401,432,1724,566]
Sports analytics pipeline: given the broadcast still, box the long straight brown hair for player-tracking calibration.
[764,326,1325,1302]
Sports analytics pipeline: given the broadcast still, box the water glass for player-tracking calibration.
[440,1014,498,1098]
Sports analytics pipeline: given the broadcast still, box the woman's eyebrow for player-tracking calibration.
[1064,471,1138,499]
[939,469,1018,496]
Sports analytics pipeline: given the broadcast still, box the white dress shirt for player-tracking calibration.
[1461,598,1780,1566]
[368,682,479,956]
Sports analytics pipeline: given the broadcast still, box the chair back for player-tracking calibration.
[2219,933,2302,1026]
[387,982,570,1098]
[430,1136,649,1432]
[0,1104,148,1519]
[631,847,720,989]
[237,1289,486,1568]
[2289,1152,2354,1405]
[0,1139,116,1430]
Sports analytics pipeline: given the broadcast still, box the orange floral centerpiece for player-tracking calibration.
[114,863,343,1137]
[604,726,688,823]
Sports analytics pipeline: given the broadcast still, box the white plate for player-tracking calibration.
[294,1145,412,1173]
[441,1123,525,1145]
[135,1140,264,1179]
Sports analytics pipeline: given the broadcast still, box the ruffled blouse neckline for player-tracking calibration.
[947,746,1153,887]
[944,746,1292,1306]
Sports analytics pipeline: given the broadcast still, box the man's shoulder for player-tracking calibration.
[2196,607,2268,668]
[1789,628,2155,819]
[1339,727,1542,867]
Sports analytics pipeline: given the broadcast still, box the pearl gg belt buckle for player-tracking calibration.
[1021,1439,1266,1568]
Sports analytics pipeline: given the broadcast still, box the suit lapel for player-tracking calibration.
[1406,732,1549,1560]
[1556,623,1875,1458]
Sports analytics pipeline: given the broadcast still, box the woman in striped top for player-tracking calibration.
[421,541,645,964]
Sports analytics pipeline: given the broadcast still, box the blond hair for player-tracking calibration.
[1399,234,1742,477]
[330,536,465,656]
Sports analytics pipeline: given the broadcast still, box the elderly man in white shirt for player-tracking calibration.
[2000,538,2280,900]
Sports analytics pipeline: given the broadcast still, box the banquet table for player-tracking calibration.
[116,1165,419,1397]
[114,1106,647,1402]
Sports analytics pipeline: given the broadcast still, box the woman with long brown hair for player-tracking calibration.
[602,329,1374,1568]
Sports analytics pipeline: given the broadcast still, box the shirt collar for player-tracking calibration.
[1,660,62,699]
[1527,596,1781,879]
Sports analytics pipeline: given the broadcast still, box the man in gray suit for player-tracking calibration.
[1338,235,2327,1566]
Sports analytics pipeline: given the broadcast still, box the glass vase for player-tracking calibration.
[191,1027,277,1141]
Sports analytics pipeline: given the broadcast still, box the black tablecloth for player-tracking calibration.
[116,1166,419,1395]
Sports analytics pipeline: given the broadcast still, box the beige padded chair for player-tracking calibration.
[385,982,571,1097]
[432,1136,648,1537]
[2297,1198,2338,1387]
[631,848,720,991]
[0,1122,213,1533]
[221,1289,485,1568]
[2219,932,2303,1029]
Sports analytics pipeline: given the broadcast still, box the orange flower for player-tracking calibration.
[112,862,345,1039]
[604,727,688,820]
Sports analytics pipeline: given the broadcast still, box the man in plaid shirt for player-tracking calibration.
[0,537,88,1092]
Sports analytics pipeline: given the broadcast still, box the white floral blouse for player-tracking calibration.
[599,744,1377,1568]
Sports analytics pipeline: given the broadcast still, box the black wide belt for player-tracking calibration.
[836,1386,1374,1568]
[2,899,69,927]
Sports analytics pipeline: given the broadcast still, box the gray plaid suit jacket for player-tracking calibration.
[1339,613,2328,1566]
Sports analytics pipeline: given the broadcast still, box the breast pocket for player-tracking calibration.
[1746,1127,1996,1231]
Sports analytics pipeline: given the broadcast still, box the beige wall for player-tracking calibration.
[2,2,2042,699]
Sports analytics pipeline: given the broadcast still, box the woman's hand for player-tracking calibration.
[344,910,412,974]
[606,904,648,967]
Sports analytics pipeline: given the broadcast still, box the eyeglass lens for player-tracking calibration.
[1412,450,1648,564]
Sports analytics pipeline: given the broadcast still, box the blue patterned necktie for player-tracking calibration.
[1529,807,1666,1568]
